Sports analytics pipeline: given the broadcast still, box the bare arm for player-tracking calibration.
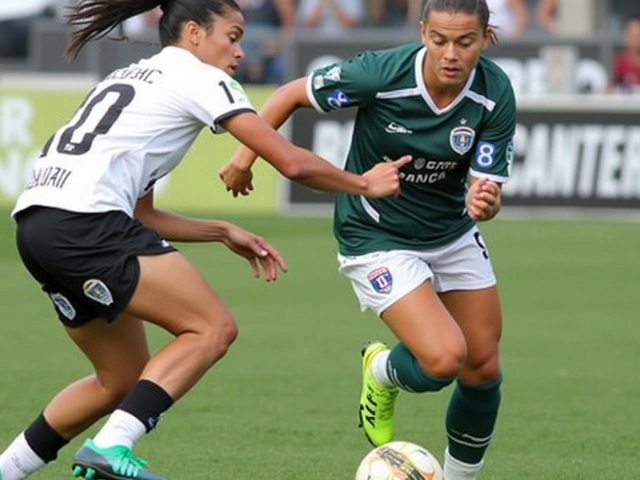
[325,0,361,28]
[273,0,296,29]
[535,0,556,33]
[133,192,288,280]
[228,77,312,171]
[134,191,233,243]
[507,0,530,37]
[221,110,410,196]
[301,0,326,28]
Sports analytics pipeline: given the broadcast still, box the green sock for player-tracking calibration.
[445,375,503,464]
[387,342,455,392]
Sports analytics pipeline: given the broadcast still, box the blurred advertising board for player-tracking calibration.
[0,75,278,213]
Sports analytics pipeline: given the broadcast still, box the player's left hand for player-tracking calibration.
[221,224,288,281]
[466,177,501,221]
[219,161,254,197]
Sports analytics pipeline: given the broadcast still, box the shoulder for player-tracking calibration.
[475,56,513,90]
[354,43,423,69]
[344,43,423,88]
[470,56,516,105]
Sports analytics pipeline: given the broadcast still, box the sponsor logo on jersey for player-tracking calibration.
[229,80,246,94]
[327,90,351,109]
[323,66,342,82]
[450,126,475,155]
[367,267,393,294]
[83,279,114,306]
[50,293,76,320]
[385,122,413,134]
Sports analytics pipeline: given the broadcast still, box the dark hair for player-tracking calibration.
[625,13,640,26]
[421,0,498,45]
[65,0,241,60]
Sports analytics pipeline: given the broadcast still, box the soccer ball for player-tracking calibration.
[354,441,443,480]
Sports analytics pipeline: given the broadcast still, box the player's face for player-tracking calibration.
[420,10,490,91]
[195,9,245,76]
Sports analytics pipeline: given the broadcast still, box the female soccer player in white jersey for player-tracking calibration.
[0,0,412,479]
[221,1,517,478]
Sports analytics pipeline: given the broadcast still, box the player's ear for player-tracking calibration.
[482,27,494,49]
[184,20,201,47]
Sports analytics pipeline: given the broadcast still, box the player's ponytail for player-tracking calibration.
[64,0,241,61]
[65,0,162,60]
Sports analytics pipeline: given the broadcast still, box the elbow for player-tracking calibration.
[278,158,305,180]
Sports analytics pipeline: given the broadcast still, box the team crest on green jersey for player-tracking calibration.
[450,126,476,155]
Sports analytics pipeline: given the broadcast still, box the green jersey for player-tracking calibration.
[306,43,516,255]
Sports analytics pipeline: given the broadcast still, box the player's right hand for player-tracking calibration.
[362,155,412,198]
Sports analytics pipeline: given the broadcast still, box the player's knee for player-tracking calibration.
[462,354,501,384]
[197,313,239,363]
[418,344,467,379]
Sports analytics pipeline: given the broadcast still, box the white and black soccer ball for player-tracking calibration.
[354,441,443,480]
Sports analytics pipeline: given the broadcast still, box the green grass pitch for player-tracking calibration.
[0,209,638,479]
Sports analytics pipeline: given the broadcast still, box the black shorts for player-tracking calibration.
[15,206,177,327]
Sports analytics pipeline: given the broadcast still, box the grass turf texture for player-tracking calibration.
[0,209,638,479]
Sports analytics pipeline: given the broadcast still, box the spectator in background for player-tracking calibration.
[297,0,365,33]
[236,0,295,84]
[486,0,530,38]
[0,0,55,58]
[535,0,557,33]
[366,0,423,28]
[609,13,640,93]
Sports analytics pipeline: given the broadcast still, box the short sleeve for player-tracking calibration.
[469,85,516,184]
[305,51,380,113]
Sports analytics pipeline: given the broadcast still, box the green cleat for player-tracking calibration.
[71,439,167,480]
[358,341,399,447]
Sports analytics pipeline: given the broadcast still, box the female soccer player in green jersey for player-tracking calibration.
[221,0,516,479]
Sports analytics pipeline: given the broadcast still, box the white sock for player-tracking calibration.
[0,433,46,480]
[371,349,395,388]
[443,448,484,480]
[92,410,146,450]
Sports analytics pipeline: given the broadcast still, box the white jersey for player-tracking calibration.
[12,46,255,218]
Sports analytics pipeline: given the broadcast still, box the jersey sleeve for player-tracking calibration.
[305,51,380,113]
[181,67,256,134]
[469,84,516,184]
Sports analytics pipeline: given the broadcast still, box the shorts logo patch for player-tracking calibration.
[50,293,76,320]
[368,267,393,294]
[450,126,475,155]
[83,279,114,306]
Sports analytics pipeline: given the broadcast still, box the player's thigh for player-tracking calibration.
[382,281,466,367]
[64,313,149,394]
[438,287,502,383]
[338,249,465,363]
[125,252,234,336]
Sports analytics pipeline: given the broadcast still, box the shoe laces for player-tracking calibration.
[111,449,149,478]
[370,382,399,421]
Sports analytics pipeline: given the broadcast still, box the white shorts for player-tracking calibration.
[337,226,496,316]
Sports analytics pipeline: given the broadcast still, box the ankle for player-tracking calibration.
[443,448,483,480]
